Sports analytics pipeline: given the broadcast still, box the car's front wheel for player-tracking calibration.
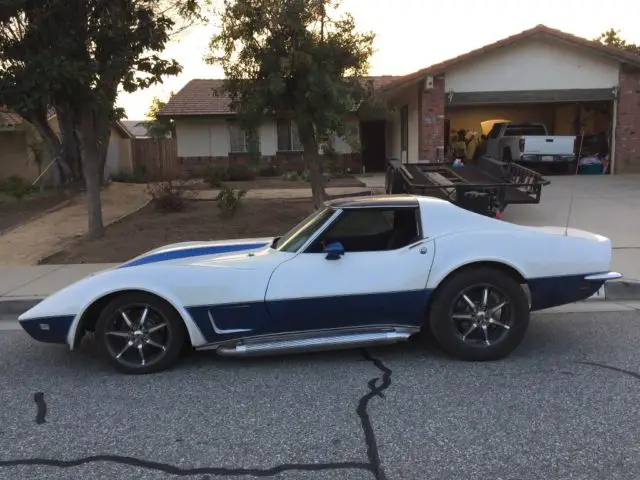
[428,268,530,361]
[95,292,186,374]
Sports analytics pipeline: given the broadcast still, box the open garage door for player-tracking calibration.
[444,90,614,175]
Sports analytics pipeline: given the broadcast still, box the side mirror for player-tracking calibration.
[323,241,345,260]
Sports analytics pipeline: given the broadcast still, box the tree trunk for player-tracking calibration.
[55,106,83,179]
[296,119,326,209]
[23,111,74,185]
[77,106,108,239]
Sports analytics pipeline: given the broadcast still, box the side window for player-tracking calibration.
[306,208,420,253]
[488,123,503,139]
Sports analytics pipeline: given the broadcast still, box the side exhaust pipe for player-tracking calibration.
[216,330,413,357]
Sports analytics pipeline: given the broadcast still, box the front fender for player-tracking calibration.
[19,262,278,349]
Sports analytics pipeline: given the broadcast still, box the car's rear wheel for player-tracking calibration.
[428,268,529,361]
[95,292,186,374]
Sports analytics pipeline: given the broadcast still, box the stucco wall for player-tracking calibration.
[175,117,358,157]
[445,38,620,93]
[386,85,419,162]
[0,131,34,180]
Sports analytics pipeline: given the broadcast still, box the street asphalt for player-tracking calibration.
[1,310,640,480]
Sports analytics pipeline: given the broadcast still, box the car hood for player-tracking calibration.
[118,237,275,268]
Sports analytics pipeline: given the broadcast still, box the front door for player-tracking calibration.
[360,120,387,172]
[264,207,436,335]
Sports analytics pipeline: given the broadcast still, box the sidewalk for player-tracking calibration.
[0,264,116,317]
[0,263,638,319]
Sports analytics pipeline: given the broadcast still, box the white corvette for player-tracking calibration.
[18,195,621,374]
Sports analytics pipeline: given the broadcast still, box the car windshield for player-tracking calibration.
[273,207,336,253]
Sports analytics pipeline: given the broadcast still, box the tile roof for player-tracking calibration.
[121,120,152,137]
[158,76,399,117]
[382,24,640,93]
[0,107,24,127]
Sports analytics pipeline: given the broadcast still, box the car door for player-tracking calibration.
[263,206,436,334]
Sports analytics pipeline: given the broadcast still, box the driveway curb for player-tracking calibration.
[1,280,639,319]
[0,298,42,318]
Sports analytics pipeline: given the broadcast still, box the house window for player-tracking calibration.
[228,121,260,153]
[277,119,304,151]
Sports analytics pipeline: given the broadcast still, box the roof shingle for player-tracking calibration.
[158,76,399,117]
[382,24,640,93]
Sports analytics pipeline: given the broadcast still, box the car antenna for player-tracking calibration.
[563,128,585,236]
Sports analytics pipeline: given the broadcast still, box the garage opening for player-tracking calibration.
[444,94,614,175]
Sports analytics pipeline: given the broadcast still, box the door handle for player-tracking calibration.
[419,247,428,255]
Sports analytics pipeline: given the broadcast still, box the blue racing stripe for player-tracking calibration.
[119,242,270,268]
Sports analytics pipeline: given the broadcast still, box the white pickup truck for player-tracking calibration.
[485,122,576,170]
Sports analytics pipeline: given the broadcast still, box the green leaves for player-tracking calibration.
[0,0,201,120]
[596,28,640,56]
[206,0,375,137]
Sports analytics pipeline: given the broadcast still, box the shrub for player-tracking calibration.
[0,175,32,200]
[258,164,279,177]
[215,185,247,218]
[203,165,229,188]
[226,164,256,181]
[110,170,145,183]
[282,169,310,182]
[146,179,194,212]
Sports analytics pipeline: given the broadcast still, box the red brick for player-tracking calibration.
[177,153,362,177]
[615,66,640,173]
[418,75,445,161]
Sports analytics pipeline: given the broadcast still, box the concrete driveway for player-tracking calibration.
[502,174,640,281]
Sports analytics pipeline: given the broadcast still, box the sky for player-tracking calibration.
[117,0,640,120]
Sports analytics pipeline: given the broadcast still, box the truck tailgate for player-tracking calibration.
[524,136,575,156]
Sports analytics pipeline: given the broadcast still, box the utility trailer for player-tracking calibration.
[385,155,550,218]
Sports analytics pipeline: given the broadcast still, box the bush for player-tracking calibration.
[146,179,194,212]
[0,175,32,200]
[215,185,247,218]
[282,169,310,182]
[110,167,147,183]
[203,165,229,188]
[258,164,279,177]
[226,164,256,181]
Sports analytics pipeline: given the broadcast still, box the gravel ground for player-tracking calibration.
[1,310,639,480]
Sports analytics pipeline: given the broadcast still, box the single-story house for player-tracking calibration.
[121,120,154,139]
[380,24,640,174]
[0,109,134,184]
[159,24,640,175]
[158,76,398,175]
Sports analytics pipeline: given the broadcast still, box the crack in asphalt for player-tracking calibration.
[0,457,372,477]
[33,392,46,425]
[578,361,640,381]
[0,349,394,479]
[359,349,392,480]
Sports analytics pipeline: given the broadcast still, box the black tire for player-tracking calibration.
[428,267,530,361]
[95,292,187,374]
[502,148,512,163]
[565,161,577,175]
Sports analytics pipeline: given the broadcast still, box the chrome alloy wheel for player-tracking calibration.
[103,304,172,369]
[449,284,513,348]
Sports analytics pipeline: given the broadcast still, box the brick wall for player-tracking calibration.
[418,75,445,162]
[178,152,362,177]
[615,66,640,173]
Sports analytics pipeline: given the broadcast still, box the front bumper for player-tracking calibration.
[520,154,575,163]
[20,315,75,344]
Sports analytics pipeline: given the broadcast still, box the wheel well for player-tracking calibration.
[73,289,189,348]
[425,261,526,319]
